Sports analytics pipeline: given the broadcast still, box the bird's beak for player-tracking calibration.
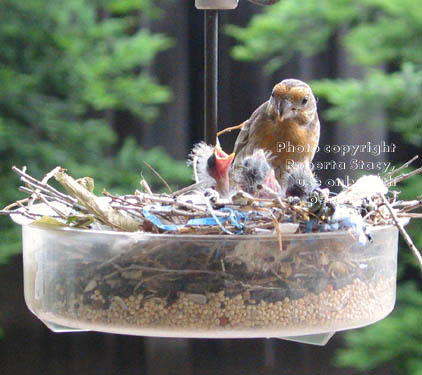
[278,99,293,121]
[214,147,235,177]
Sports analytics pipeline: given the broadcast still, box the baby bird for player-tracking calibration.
[233,79,320,183]
[235,149,281,198]
[281,163,318,200]
[189,142,235,198]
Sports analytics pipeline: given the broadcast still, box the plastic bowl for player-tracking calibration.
[21,223,398,339]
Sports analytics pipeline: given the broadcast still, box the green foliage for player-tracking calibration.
[336,283,422,374]
[344,0,422,66]
[0,0,191,263]
[230,0,422,373]
[107,137,192,193]
[227,0,356,73]
[311,64,422,146]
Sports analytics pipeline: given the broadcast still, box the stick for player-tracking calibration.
[397,213,422,218]
[3,197,30,211]
[390,166,422,185]
[384,155,418,179]
[380,193,422,273]
[36,192,68,220]
[271,213,283,252]
[143,161,173,193]
[171,181,208,197]
[216,121,245,137]
[140,178,153,195]
[12,166,77,204]
[28,166,62,206]
[18,186,80,209]
[257,184,286,209]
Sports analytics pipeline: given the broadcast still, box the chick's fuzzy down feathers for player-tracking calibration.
[188,142,215,186]
[235,149,280,195]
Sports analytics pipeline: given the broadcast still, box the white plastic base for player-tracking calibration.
[40,317,335,345]
[279,332,336,346]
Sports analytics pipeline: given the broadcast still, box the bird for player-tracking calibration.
[282,163,318,199]
[232,79,320,186]
[188,142,235,198]
[234,149,281,198]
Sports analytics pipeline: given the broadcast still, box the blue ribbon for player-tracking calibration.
[142,205,251,233]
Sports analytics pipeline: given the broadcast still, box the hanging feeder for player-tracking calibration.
[17,208,398,345]
[7,0,403,347]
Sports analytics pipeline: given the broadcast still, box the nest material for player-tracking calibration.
[1,157,422,270]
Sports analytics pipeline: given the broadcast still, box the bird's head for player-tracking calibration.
[267,79,317,125]
[206,145,235,197]
[239,149,271,193]
[238,149,280,196]
[207,146,235,180]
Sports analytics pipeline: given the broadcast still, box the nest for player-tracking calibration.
[3,158,422,333]
[2,156,422,269]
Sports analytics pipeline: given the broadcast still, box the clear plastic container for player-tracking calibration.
[21,224,398,339]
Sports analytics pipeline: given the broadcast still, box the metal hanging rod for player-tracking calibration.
[195,0,281,145]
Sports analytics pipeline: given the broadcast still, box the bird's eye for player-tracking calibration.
[207,155,216,170]
[302,96,309,105]
[271,91,275,98]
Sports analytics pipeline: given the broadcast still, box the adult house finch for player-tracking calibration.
[189,142,235,198]
[232,79,320,186]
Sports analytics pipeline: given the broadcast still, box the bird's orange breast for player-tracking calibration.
[254,119,318,171]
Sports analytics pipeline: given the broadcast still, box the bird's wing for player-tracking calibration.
[232,119,251,156]
[233,101,269,160]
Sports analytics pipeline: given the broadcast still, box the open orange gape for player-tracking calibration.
[21,221,398,345]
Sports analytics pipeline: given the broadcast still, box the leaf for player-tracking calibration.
[32,216,66,228]
[66,215,95,228]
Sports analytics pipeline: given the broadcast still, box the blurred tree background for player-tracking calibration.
[0,0,192,263]
[229,0,422,373]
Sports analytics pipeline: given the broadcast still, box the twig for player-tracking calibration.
[398,213,422,218]
[0,209,53,221]
[171,181,208,197]
[3,197,30,211]
[271,213,283,252]
[28,166,61,206]
[393,200,421,208]
[12,166,77,204]
[29,187,68,220]
[204,195,233,235]
[0,210,21,216]
[389,166,422,185]
[18,186,83,211]
[400,203,422,213]
[143,161,173,193]
[216,121,245,137]
[140,178,153,195]
[380,193,422,273]
[129,264,219,275]
[257,184,286,209]
[384,155,419,179]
